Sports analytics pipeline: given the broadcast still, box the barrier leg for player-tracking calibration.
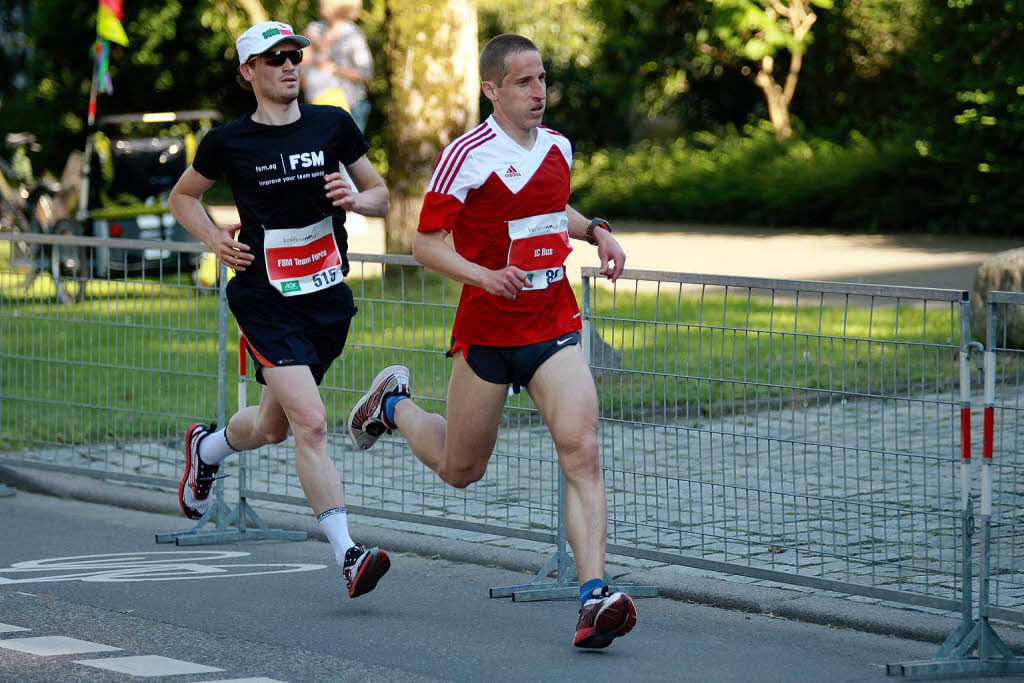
[886,503,1024,677]
[887,305,1024,677]
[489,472,658,602]
[156,328,306,546]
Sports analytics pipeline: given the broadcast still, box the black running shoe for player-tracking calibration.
[343,544,391,598]
[178,422,220,520]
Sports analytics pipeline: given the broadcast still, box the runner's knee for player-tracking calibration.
[253,411,289,445]
[287,406,328,445]
[441,461,488,489]
[553,428,598,459]
[556,433,601,481]
[259,424,289,445]
[438,450,489,489]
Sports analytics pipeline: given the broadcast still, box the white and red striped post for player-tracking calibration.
[982,339,995,520]
[237,331,248,532]
[959,339,972,513]
[955,299,977,627]
[238,332,247,413]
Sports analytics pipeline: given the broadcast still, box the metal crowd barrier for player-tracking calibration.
[890,291,1024,677]
[3,233,1024,634]
[0,233,224,491]
[581,268,972,614]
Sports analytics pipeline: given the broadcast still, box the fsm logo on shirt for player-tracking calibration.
[289,151,325,170]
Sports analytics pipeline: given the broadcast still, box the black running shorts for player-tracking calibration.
[227,280,356,385]
[446,331,581,394]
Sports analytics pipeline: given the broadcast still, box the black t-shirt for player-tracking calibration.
[193,104,369,303]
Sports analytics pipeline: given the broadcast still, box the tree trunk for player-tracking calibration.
[384,0,478,255]
[236,0,268,25]
[753,0,816,140]
[754,57,794,139]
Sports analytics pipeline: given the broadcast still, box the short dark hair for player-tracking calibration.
[479,34,538,85]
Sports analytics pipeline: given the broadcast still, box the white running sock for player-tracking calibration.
[317,507,355,565]
[197,427,237,466]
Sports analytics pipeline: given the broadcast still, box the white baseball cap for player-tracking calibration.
[236,21,310,64]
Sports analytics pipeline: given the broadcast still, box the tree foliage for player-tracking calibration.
[698,0,833,138]
[1,0,1020,233]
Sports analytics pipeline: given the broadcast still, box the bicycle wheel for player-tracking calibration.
[0,196,42,298]
[50,217,88,303]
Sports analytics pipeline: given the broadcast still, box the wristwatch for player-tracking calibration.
[585,217,612,246]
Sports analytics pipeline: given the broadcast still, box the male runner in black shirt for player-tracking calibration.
[168,20,391,598]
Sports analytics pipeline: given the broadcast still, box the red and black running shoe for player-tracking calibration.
[343,544,391,598]
[178,422,220,520]
[573,587,637,649]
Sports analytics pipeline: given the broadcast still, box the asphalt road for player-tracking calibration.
[0,492,1003,682]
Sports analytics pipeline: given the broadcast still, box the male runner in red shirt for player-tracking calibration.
[348,34,635,648]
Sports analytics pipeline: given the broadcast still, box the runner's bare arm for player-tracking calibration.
[412,229,531,300]
[168,166,254,271]
[567,205,625,282]
[325,155,390,217]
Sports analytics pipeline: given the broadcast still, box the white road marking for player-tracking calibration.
[0,622,30,633]
[0,636,120,656]
[74,654,224,676]
[0,551,324,584]
[196,679,289,683]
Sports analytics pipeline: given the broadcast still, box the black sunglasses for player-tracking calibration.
[251,49,303,67]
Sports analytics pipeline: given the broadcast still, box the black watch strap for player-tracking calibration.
[586,218,611,245]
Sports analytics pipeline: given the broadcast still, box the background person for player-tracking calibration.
[303,0,373,132]
[167,19,391,600]
[347,34,636,648]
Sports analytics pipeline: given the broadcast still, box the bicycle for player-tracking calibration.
[0,132,87,304]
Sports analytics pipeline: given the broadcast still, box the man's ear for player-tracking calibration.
[481,79,498,103]
[239,62,254,84]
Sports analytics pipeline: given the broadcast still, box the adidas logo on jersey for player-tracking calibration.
[504,165,522,178]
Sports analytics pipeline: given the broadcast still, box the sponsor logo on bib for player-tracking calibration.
[281,280,301,293]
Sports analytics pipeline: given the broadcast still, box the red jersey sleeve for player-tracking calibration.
[417,191,464,234]
[416,124,494,233]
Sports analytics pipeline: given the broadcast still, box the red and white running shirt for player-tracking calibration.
[417,116,582,347]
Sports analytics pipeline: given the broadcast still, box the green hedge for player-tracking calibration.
[570,123,1015,234]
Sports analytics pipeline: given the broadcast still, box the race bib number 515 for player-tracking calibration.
[264,216,344,297]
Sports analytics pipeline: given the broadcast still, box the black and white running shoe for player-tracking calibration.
[178,422,220,520]
[343,544,391,598]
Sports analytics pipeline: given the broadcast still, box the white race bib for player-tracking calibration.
[263,216,344,297]
[506,210,572,291]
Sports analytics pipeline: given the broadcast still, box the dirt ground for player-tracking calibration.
[207,207,1020,292]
